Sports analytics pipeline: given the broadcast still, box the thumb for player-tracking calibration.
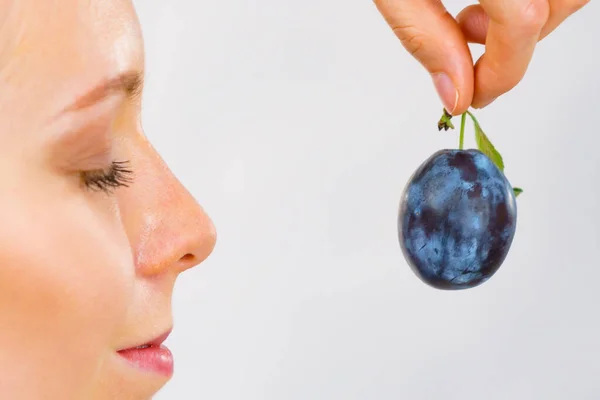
[374,0,474,115]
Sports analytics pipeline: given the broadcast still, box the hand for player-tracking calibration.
[373,0,590,115]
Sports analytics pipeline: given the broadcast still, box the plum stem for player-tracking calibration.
[436,108,524,197]
[458,113,466,150]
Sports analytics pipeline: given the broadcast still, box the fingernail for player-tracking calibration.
[432,73,458,114]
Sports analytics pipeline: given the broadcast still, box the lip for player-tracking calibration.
[117,329,174,377]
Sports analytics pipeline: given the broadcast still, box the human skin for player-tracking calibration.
[0,1,216,399]
[373,0,591,114]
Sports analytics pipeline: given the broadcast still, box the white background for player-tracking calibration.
[133,1,600,398]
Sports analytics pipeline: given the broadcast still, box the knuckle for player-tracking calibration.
[515,0,550,30]
[481,61,521,96]
[391,24,425,57]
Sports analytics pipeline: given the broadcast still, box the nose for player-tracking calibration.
[134,186,217,276]
[118,139,217,277]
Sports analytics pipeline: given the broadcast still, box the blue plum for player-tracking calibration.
[398,149,517,290]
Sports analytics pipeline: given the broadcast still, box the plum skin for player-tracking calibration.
[398,149,517,290]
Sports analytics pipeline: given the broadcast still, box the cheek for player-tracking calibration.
[0,186,134,395]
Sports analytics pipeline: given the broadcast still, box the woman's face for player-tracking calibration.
[0,1,216,399]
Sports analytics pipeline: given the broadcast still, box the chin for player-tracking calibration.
[90,352,173,400]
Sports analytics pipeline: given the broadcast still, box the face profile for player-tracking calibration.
[0,0,595,398]
[0,0,216,398]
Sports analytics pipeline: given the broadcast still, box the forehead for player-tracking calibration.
[0,0,144,118]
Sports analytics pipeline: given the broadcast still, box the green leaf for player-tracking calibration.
[467,112,505,172]
[513,187,523,197]
[437,108,455,131]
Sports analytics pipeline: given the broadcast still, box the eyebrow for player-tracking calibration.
[62,70,144,113]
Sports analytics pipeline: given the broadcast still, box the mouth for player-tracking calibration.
[117,329,174,377]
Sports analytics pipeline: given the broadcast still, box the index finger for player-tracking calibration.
[472,0,550,108]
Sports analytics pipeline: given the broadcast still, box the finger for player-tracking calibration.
[457,0,591,44]
[456,5,488,44]
[373,0,474,115]
[472,0,550,108]
[539,0,591,40]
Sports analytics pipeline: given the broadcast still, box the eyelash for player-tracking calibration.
[81,160,134,194]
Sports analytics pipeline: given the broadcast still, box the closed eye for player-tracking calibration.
[81,160,134,194]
